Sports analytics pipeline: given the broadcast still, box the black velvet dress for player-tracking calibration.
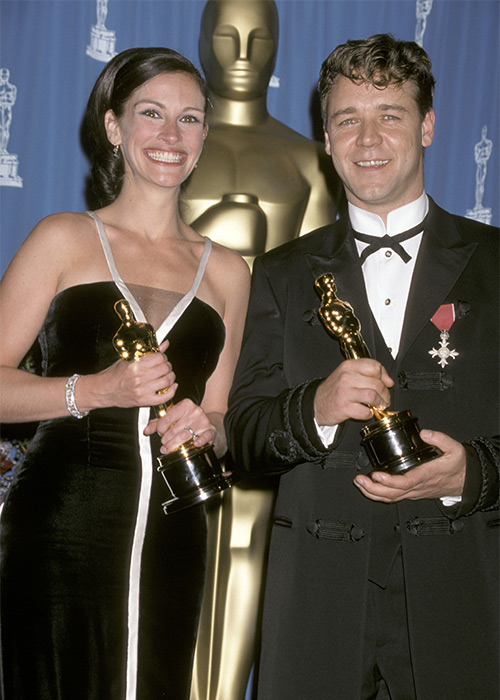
[0,217,225,699]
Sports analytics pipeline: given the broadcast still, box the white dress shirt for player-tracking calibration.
[315,193,460,504]
[316,192,428,444]
[350,193,428,358]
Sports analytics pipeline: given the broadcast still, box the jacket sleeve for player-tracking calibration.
[225,256,332,476]
[458,436,499,515]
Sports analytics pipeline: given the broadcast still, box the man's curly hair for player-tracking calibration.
[318,33,435,127]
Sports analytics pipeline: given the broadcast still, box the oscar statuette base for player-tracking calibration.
[360,409,443,475]
[158,442,234,515]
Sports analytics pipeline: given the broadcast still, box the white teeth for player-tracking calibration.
[148,151,183,163]
[356,160,390,167]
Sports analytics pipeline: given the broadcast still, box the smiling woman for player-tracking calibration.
[103,71,208,189]
[0,47,250,700]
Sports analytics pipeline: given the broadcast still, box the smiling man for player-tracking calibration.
[324,78,434,218]
[226,34,499,700]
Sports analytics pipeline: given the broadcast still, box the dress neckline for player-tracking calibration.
[87,210,212,342]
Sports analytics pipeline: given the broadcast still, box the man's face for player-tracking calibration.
[324,76,435,220]
[199,0,278,101]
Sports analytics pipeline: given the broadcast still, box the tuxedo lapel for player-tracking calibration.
[397,200,478,362]
[304,218,379,355]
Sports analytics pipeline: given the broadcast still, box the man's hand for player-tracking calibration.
[353,430,466,502]
[314,358,394,426]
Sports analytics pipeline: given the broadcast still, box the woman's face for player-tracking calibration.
[105,71,208,191]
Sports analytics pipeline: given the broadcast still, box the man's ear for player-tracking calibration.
[421,108,435,148]
[324,130,332,156]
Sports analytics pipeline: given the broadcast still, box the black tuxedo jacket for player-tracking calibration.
[226,198,499,700]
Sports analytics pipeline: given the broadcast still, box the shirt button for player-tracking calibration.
[385,298,391,306]
[385,250,392,258]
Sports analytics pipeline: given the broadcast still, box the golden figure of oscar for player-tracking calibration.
[315,273,443,474]
[182,0,343,268]
[184,2,343,699]
[112,299,232,514]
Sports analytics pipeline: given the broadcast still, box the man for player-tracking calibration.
[226,34,499,700]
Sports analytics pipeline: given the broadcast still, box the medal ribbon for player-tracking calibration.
[431,303,455,331]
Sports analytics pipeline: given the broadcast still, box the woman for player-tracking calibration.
[0,47,250,699]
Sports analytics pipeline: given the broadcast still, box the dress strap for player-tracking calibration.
[87,211,213,340]
[87,210,146,323]
[155,237,212,342]
[191,235,212,296]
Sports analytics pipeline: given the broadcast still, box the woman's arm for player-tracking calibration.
[0,214,176,423]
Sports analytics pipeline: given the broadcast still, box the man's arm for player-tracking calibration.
[225,256,394,476]
[225,256,331,476]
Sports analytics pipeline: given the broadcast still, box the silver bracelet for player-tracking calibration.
[65,373,89,419]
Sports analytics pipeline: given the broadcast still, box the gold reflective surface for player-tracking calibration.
[315,273,392,420]
[315,273,370,361]
[315,274,441,473]
[113,299,232,513]
[181,0,342,269]
[186,2,343,698]
[113,299,181,423]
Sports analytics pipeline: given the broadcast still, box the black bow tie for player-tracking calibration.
[352,214,428,263]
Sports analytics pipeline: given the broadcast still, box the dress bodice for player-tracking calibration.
[38,281,225,406]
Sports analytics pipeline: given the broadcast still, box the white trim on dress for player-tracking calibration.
[87,211,212,700]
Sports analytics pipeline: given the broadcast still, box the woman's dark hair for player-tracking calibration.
[318,34,435,127]
[81,47,208,208]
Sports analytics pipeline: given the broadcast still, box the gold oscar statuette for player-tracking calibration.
[113,299,234,514]
[315,273,443,474]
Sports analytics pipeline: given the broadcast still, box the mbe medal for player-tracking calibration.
[429,304,459,368]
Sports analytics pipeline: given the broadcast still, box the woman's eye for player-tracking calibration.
[181,115,200,124]
[141,109,159,118]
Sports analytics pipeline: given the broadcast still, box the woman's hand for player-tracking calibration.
[90,340,177,410]
[144,399,220,455]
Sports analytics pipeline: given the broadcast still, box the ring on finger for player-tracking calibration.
[185,425,198,441]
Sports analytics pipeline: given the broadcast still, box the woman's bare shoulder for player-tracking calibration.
[206,240,251,314]
[29,211,95,242]
[2,212,101,294]
[209,239,250,274]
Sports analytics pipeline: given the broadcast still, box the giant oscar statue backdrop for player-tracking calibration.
[182,2,343,699]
